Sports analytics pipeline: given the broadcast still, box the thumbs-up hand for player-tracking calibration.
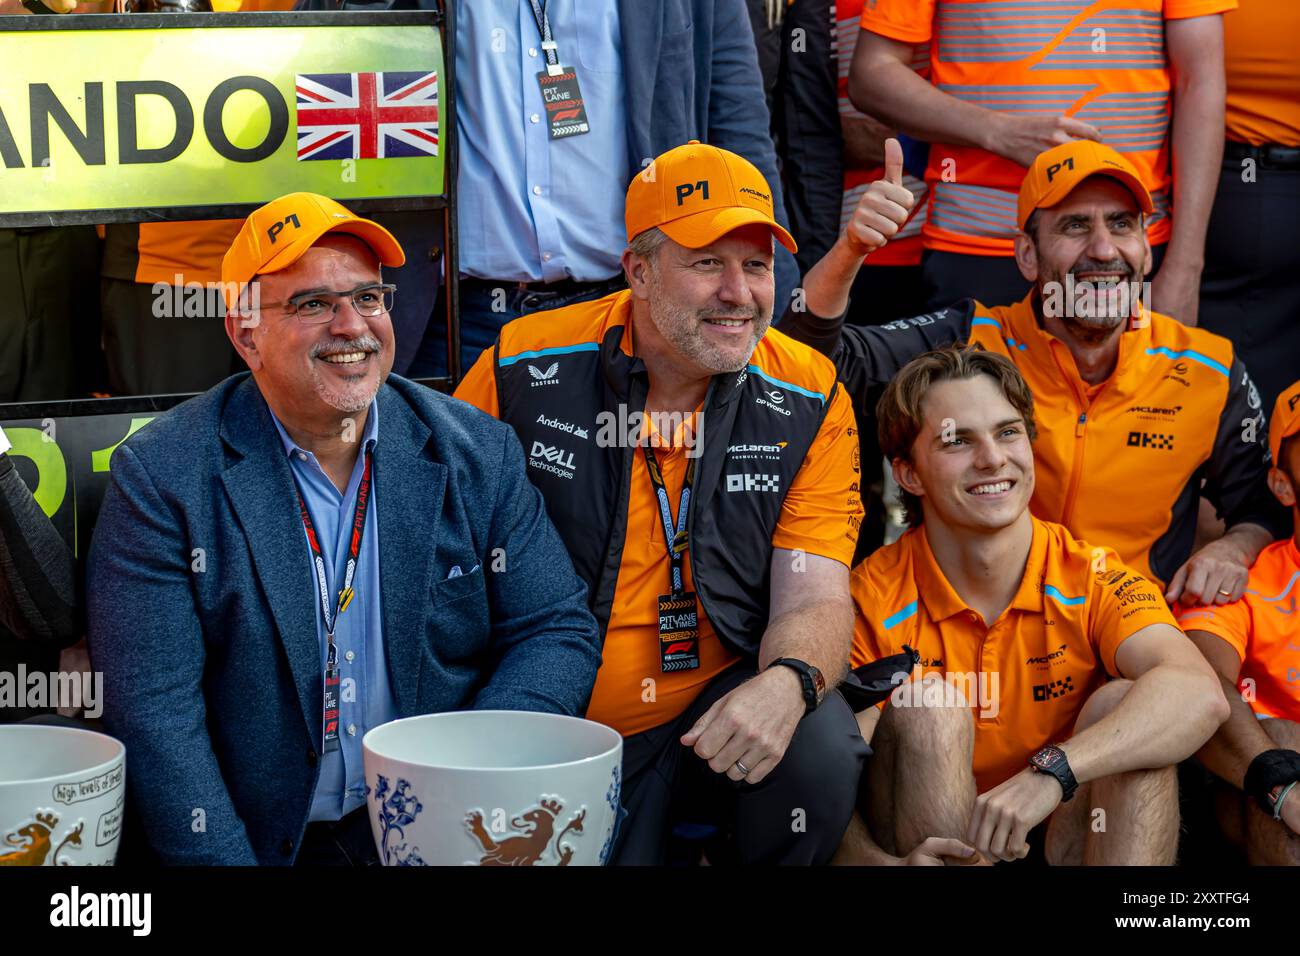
[843,137,915,258]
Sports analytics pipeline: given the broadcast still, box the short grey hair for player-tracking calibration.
[627,226,668,261]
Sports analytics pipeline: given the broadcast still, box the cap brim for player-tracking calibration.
[659,206,798,255]
[1029,168,1155,228]
[259,218,407,276]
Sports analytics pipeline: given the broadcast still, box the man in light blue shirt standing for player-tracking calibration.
[412,0,797,378]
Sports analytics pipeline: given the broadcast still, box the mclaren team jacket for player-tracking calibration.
[783,293,1291,586]
[455,289,855,656]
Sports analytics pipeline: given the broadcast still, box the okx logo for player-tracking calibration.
[1033,676,1075,702]
[1127,431,1174,451]
[726,473,779,493]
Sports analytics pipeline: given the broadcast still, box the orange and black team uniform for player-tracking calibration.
[455,289,869,864]
[785,294,1290,587]
[853,517,1179,793]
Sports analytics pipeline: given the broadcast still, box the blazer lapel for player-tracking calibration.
[374,385,446,715]
[218,378,322,742]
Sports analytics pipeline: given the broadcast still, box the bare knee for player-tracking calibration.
[881,674,975,752]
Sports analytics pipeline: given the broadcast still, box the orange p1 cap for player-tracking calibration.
[1269,379,1300,467]
[221,192,405,309]
[625,140,797,254]
[1017,140,1154,231]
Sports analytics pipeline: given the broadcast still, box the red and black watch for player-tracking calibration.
[1029,744,1078,802]
[769,658,826,715]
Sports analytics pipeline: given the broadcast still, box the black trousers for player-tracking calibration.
[100,277,239,397]
[296,805,380,866]
[0,226,102,402]
[1199,157,1300,413]
[612,664,869,865]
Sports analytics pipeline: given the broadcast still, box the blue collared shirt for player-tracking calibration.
[269,402,398,823]
[456,0,629,283]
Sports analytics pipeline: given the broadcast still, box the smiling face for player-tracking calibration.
[894,374,1036,535]
[228,234,394,419]
[631,224,776,376]
[1016,176,1152,332]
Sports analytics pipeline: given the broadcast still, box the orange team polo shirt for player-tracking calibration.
[851,516,1178,792]
[455,309,863,738]
[1177,537,1300,722]
[836,0,929,267]
[1222,0,1300,148]
[860,0,1237,257]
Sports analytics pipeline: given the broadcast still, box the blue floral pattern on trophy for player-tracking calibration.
[372,774,427,866]
[599,763,622,865]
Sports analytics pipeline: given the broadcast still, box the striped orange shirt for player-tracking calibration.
[860,0,1236,257]
[837,0,929,267]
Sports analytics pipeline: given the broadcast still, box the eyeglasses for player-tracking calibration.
[260,284,396,325]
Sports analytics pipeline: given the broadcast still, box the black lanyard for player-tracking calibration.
[296,446,373,668]
[642,443,696,596]
[526,0,564,76]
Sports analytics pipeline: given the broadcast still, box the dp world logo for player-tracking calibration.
[756,387,792,417]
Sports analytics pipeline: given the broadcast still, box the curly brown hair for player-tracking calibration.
[876,345,1038,527]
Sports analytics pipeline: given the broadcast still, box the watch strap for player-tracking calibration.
[1030,744,1078,802]
[769,657,823,715]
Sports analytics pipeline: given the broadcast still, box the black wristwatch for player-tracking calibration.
[1029,744,1078,802]
[769,658,826,715]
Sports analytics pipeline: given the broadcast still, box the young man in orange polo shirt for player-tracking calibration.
[455,142,878,865]
[784,139,1289,606]
[848,0,1233,324]
[835,346,1228,865]
[1178,379,1300,864]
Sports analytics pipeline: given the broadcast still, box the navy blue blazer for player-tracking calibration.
[86,374,601,865]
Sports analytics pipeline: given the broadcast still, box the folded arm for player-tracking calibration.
[1061,623,1229,782]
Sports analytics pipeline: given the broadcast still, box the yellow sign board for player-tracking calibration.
[0,12,445,224]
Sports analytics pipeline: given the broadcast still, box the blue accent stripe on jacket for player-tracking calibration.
[746,365,827,404]
[1144,347,1230,377]
[499,342,600,367]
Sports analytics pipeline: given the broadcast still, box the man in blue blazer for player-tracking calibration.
[86,193,602,866]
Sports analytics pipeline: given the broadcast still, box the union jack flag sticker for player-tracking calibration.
[295,71,439,161]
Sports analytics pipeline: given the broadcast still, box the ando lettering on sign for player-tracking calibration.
[0,12,447,226]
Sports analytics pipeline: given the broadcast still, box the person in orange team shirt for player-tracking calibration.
[785,139,1290,608]
[1179,379,1300,865]
[1198,1,1300,412]
[835,345,1228,865]
[455,140,908,865]
[848,0,1234,325]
